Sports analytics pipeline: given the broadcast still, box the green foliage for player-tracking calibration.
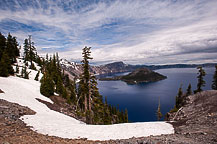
[0,51,13,77]
[15,64,19,73]
[0,33,6,59]
[212,66,217,90]
[40,73,54,97]
[23,66,29,79]
[0,32,19,77]
[78,46,93,112]
[6,33,19,63]
[195,66,206,93]
[186,83,192,96]
[77,47,128,124]
[175,85,183,109]
[169,106,178,113]
[23,35,37,69]
[34,71,40,81]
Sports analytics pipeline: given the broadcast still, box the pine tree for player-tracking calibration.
[103,96,112,124]
[156,97,163,121]
[176,85,183,109]
[6,33,19,63]
[0,50,14,77]
[195,66,206,93]
[0,51,10,77]
[23,35,37,69]
[69,81,77,104]
[15,64,19,73]
[20,67,24,78]
[186,83,192,96]
[0,33,19,77]
[212,66,217,90]
[0,32,6,59]
[28,35,36,67]
[40,73,54,97]
[34,71,40,81]
[23,66,29,79]
[23,39,29,62]
[56,76,64,95]
[78,46,93,113]
[124,108,128,123]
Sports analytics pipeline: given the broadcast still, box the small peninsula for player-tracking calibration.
[100,67,167,84]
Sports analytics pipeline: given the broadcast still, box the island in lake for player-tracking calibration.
[99,67,167,84]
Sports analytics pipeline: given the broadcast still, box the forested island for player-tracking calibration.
[100,67,167,84]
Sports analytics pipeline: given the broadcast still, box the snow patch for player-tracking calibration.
[0,76,174,140]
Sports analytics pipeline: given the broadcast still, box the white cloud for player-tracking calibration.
[0,0,217,65]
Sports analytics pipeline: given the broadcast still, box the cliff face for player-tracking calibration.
[91,61,130,75]
[60,60,132,79]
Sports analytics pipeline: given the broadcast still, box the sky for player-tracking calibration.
[0,0,217,65]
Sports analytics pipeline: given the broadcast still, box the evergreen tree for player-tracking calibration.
[0,33,20,77]
[0,32,6,59]
[6,33,19,63]
[23,66,29,79]
[103,96,112,124]
[124,108,128,123]
[40,73,54,97]
[56,76,64,94]
[156,98,163,121]
[15,64,19,73]
[23,35,37,69]
[69,80,77,104]
[212,66,217,90]
[0,51,12,77]
[20,67,24,78]
[176,85,183,109]
[78,46,93,113]
[23,39,29,62]
[34,71,40,81]
[186,83,192,96]
[195,66,206,93]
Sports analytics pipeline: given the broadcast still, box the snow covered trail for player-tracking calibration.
[0,76,174,140]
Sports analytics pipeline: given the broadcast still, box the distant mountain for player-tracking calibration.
[145,63,217,70]
[60,59,217,80]
[100,67,167,84]
[60,60,133,79]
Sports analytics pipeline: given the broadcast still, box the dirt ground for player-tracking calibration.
[1,90,217,144]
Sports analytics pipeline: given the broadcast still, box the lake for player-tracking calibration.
[97,68,215,122]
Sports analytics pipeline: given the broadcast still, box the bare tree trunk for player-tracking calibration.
[88,82,92,111]
[84,94,87,112]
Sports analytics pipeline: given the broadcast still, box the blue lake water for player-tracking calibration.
[97,68,215,122]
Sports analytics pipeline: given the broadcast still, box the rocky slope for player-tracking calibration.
[1,90,216,143]
[60,60,132,80]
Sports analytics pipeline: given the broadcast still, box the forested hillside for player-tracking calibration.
[0,32,128,124]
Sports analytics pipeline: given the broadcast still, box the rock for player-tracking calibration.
[0,89,4,93]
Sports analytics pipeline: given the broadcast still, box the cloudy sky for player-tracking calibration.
[0,0,217,65]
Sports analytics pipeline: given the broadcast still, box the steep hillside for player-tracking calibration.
[60,60,132,79]
[0,76,174,141]
[164,90,217,144]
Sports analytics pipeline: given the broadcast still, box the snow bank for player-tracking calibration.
[0,76,174,140]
